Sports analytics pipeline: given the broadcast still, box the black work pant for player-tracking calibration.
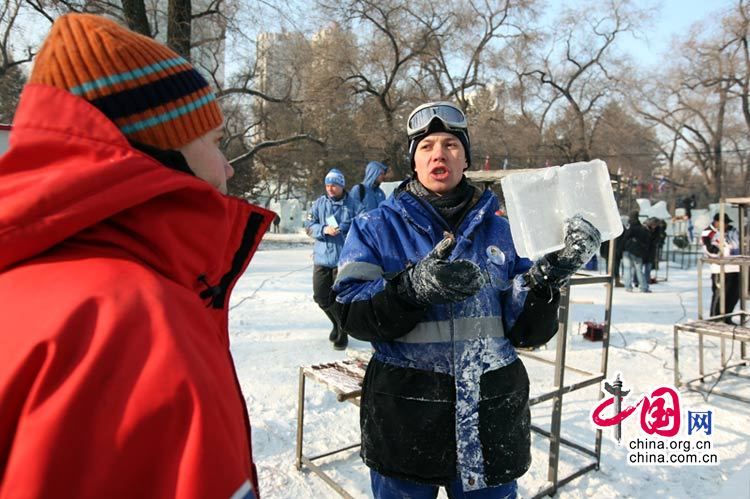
[710,272,740,322]
[313,265,338,329]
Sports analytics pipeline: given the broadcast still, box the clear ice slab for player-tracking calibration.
[500,159,623,260]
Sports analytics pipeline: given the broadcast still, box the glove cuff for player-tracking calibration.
[392,267,429,307]
[526,255,571,291]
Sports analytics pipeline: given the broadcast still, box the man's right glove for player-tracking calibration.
[526,214,601,290]
[396,234,483,306]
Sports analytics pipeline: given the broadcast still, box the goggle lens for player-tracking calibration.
[407,104,467,137]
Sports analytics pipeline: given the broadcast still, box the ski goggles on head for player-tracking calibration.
[406,101,468,139]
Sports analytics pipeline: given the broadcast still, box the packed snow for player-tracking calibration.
[230,235,750,498]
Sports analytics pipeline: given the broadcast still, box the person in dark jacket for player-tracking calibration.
[332,101,601,498]
[621,210,652,293]
[304,168,358,349]
[350,160,388,214]
[643,217,667,284]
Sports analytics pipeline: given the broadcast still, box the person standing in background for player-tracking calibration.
[350,160,388,214]
[621,210,652,293]
[0,14,272,498]
[701,213,741,323]
[643,217,667,285]
[305,168,358,350]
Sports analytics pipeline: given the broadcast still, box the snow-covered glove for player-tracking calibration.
[396,234,483,306]
[526,215,601,290]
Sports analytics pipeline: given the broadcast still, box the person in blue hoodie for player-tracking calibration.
[350,160,388,214]
[304,168,358,350]
[332,101,601,498]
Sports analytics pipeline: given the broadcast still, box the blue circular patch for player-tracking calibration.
[486,245,506,265]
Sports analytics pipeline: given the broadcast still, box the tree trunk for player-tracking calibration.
[167,0,192,60]
[121,0,151,37]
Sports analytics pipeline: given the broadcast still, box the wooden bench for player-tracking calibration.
[674,314,750,403]
[295,354,370,498]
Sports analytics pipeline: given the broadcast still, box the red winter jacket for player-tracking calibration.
[0,85,273,499]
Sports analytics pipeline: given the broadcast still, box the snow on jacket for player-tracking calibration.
[350,161,387,214]
[0,85,274,499]
[701,223,740,273]
[332,181,560,491]
[304,192,358,267]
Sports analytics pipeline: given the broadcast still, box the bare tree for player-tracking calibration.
[722,0,750,194]
[317,0,448,176]
[519,0,646,162]
[0,0,34,122]
[1,0,35,74]
[633,3,749,200]
[122,0,151,35]
[413,0,536,110]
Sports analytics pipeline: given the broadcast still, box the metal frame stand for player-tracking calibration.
[673,314,750,403]
[295,361,367,498]
[673,198,750,404]
[518,241,615,497]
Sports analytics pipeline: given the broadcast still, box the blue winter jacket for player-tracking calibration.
[332,180,560,490]
[351,161,387,214]
[304,192,358,268]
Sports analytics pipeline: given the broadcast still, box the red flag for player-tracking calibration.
[483,155,490,171]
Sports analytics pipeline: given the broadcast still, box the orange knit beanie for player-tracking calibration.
[29,13,223,150]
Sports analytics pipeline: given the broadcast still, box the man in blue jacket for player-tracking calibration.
[350,160,388,214]
[333,101,601,497]
[305,169,358,349]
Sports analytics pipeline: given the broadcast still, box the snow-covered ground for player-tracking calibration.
[230,236,750,498]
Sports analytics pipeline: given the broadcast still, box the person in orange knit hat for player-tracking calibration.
[0,13,273,499]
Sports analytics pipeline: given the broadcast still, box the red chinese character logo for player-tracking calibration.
[639,386,680,437]
[591,376,681,441]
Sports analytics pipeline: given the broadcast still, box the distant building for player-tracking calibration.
[254,31,309,143]
[254,24,351,142]
[252,25,354,205]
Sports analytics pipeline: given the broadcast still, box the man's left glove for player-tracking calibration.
[526,215,601,290]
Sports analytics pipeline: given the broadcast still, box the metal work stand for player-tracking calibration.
[673,198,750,404]
[518,243,615,497]
[673,315,750,403]
[295,359,367,498]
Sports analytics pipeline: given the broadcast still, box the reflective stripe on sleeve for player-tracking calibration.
[335,261,384,284]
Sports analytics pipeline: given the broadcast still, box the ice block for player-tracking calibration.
[500,159,623,260]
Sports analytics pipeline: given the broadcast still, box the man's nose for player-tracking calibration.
[431,144,447,159]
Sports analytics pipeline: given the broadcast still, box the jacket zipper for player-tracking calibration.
[219,210,268,486]
[208,211,266,309]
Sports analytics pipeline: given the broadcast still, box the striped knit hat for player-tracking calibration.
[29,13,223,150]
[324,168,345,187]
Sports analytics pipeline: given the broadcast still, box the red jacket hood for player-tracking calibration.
[0,84,273,300]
